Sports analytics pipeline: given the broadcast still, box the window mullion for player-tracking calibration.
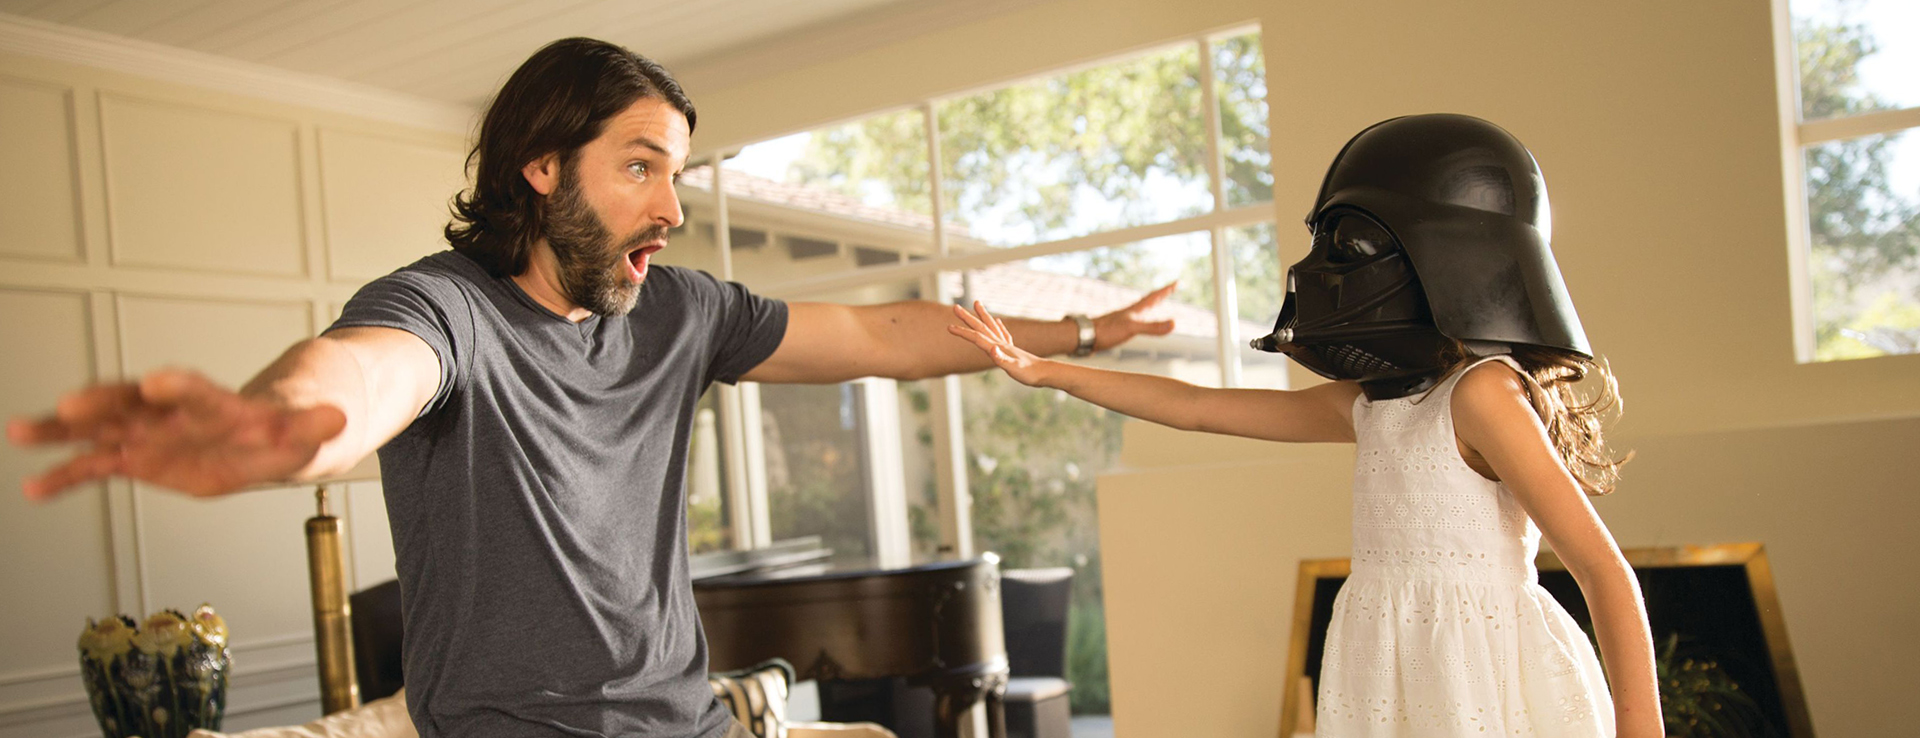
[1198,35,1241,388]
[1797,106,1920,146]
[923,102,974,560]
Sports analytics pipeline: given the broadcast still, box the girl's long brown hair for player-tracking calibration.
[1446,342,1632,496]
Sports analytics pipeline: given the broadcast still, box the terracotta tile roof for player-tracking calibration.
[680,165,944,233]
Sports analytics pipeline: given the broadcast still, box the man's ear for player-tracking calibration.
[521,153,561,196]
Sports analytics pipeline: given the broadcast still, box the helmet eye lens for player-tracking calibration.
[1325,215,1393,264]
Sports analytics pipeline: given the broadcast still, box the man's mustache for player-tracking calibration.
[618,225,670,252]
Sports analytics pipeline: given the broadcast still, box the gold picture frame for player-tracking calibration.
[1278,542,1813,737]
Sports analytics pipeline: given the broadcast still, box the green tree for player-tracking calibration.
[1795,8,1920,359]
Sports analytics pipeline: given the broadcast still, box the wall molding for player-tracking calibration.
[0,12,473,136]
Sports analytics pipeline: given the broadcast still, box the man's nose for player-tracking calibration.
[652,185,684,229]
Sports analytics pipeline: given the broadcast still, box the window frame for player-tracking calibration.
[1771,0,1920,362]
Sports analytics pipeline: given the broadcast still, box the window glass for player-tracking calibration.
[760,382,872,565]
[1793,0,1920,120]
[1213,30,1273,208]
[687,390,732,554]
[759,281,937,567]
[938,42,1209,247]
[1802,130,1920,359]
[1224,223,1293,388]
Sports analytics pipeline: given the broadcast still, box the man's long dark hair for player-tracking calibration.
[445,38,696,277]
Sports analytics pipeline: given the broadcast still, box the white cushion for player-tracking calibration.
[187,690,416,738]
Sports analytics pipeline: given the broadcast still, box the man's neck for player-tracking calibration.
[512,241,594,323]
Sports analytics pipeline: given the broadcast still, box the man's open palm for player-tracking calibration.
[8,369,346,500]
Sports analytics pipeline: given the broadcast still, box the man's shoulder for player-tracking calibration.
[397,250,488,284]
[646,263,725,291]
[355,251,486,300]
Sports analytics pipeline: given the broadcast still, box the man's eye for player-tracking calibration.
[628,162,648,179]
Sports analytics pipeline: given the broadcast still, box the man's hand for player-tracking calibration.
[1090,282,1178,351]
[8,368,347,501]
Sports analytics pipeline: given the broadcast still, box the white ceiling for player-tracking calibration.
[0,0,1036,109]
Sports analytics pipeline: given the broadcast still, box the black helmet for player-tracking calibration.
[1253,114,1590,399]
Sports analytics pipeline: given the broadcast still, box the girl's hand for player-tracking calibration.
[947,302,1053,387]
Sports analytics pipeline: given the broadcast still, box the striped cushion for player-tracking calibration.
[709,659,795,738]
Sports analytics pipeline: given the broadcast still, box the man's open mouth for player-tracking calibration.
[625,243,665,283]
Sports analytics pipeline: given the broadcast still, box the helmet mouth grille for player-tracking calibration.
[1312,344,1398,377]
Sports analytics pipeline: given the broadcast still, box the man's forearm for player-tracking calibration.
[865,300,1082,379]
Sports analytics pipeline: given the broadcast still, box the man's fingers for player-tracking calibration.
[51,383,145,429]
[9,415,79,445]
[1140,282,1178,306]
[22,449,123,501]
[282,405,348,447]
[1140,318,1176,336]
[139,369,229,412]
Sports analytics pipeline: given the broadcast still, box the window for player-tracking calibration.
[673,26,1276,719]
[1785,0,1920,360]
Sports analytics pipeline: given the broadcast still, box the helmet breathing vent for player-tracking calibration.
[1317,344,1398,377]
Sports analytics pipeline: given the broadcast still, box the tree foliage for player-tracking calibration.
[792,34,1270,245]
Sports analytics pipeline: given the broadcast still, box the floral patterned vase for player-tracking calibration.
[78,605,231,738]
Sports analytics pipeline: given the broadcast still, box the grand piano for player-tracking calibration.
[692,541,1010,738]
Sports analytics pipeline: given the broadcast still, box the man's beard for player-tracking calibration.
[544,167,666,317]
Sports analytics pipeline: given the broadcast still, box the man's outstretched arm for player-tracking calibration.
[8,327,440,500]
[741,284,1178,384]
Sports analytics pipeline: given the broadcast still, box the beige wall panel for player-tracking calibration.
[318,129,466,281]
[1099,440,1352,738]
[0,289,112,677]
[0,78,83,263]
[117,294,315,644]
[99,95,306,277]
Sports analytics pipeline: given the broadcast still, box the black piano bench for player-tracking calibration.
[1002,677,1071,738]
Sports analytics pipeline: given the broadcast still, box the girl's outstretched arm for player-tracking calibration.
[1451,361,1662,738]
[947,301,1361,443]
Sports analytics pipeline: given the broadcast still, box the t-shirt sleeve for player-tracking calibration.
[687,269,788,385]
[326,270,472,417]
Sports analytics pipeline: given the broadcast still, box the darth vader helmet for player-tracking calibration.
[1252,114,1590,400]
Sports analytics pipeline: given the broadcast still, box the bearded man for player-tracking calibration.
[9,38,1173,738]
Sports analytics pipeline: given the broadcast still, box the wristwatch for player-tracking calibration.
[1068,314,1096,357]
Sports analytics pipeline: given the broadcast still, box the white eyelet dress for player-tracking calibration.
[1315,356,1613,737]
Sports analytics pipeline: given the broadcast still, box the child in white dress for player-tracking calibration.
[947,115,1661,737]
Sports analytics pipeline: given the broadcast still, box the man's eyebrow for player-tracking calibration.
[624,136,672,157]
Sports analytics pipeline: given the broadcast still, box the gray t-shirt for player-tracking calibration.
[329,251,787,738]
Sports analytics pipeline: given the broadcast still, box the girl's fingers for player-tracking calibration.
[952,303,989,332]
[947,324,999,352]
[972,301,1013,341]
